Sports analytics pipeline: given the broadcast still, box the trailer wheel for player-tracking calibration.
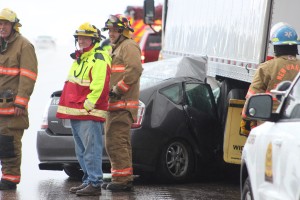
[217,79,249,132]
[156,140,194,183]
[227,89,247,101]
[221,88,247,131]
[241,177,253,200]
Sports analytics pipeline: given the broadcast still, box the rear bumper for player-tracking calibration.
[36,129,109,166]
[37,129,77,162]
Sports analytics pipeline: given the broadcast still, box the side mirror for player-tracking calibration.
[270,81,291,102]
[246,94,273,120]
[144,0,155,25]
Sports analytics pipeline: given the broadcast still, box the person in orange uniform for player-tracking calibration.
[241,22,300,136]
[56,22,111,196]
[101,14,143,191]
[0,8,38,190]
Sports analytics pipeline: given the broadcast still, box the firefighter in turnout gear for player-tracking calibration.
[101,14,143,191]
[56,22,111,196]
[0,8,38,190]
[241,22,300,136]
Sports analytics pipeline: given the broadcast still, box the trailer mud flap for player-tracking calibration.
[223,99,247,164]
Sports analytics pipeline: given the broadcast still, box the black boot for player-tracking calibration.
[0,179,16,190]
[101,182,110,190]
[106,181,133,192]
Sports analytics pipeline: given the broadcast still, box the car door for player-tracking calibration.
[182,81,220,161]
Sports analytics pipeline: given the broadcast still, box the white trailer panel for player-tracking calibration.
[161,0,300,82]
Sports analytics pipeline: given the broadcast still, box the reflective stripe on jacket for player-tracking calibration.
[109,36,143,121]
[56,43,111,121]
[2,174,20,183]
[111,167,133,177]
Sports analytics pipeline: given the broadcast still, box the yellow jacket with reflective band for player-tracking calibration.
[109,36,143,121]
[56,43,111,121]
[0,32,38,116]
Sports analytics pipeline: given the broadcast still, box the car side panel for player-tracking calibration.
[131,88,196,172]
[243,121,300,200]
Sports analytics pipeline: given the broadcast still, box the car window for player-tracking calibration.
[146,34,161,51]
[282,77,300,119]
[159,83,182,104]
[185,83,214,115]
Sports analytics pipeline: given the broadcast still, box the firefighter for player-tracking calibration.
[56,22,111,196]
[241,22,300,136]
[0,8,38,190]
[101,14,143,191]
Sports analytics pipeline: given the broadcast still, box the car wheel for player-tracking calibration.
[157,140,194,183]
[63,165,83,180]
[242,177,253,200]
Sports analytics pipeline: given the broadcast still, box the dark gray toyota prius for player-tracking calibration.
[37,57,222,183]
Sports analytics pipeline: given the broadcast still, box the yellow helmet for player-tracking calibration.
[74,22,100,39]
[0,8,22,31]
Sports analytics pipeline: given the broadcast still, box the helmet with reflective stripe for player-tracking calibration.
[74,22,101,39]
[0,8,22,31]
[270,22,300,45]
[102,14,134,33]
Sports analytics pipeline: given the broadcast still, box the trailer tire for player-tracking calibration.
[227,89,247,101]
[217,79,249,132]
[221,88,247,132]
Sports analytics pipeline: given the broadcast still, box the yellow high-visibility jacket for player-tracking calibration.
[56,43,111,121]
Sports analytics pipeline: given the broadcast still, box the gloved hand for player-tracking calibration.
[240,118,257,137]
[84,99,94,112]
[109,86,121,99]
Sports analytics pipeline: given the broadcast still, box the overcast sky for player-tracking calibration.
[1,0,163,42]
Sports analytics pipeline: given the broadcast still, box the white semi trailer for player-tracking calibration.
[144,0,300,164]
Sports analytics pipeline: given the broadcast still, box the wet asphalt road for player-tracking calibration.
[0,170,240,200]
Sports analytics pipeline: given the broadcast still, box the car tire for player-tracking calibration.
[63,165,84,180]
[156,140,194,183]
[242,177,253,200]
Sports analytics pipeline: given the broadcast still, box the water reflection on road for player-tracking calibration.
[0,168,240,200]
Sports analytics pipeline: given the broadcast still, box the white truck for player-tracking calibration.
[241,73,300,200]
[144,0,300,165]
